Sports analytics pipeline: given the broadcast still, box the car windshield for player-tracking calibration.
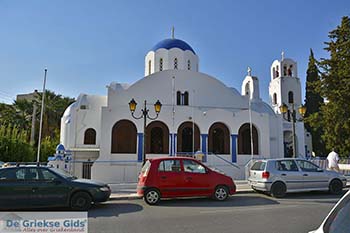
[251,161,266,171]
[141,160,151,174]
[324,192,350,233]
[49,168,76,179]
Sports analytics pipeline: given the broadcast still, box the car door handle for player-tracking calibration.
[303,174,308,176]
[186,177,192,180]
[32,187,38,192]
[161,176,167,179]
[281,174,287,176]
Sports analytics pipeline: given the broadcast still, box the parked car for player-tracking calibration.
[137,157,236,205]
[0,161,4,167]
[309,189,350,233]
[0,165,111,210]
[248,158,347,198]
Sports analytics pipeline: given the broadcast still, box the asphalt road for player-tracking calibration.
[88,191,347,233]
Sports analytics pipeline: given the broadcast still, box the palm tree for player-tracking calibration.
[35,90,75,138]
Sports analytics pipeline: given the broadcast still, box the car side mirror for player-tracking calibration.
[317,168,323,172]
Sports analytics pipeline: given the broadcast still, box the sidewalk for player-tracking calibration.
[108,179,350,201]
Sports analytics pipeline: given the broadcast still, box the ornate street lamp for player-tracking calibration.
[128,99,162,165]
[279,103,306,158]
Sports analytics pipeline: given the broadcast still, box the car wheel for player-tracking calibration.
[70,192,92,211]
[329,179,343,195]
[270,182,286,198]
[214,185,229,201]
[144,188,160,205]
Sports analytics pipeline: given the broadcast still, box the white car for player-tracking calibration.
[248,158,347,198]
[309,189,350,233]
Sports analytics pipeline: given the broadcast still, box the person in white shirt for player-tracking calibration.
[327,148,340,172]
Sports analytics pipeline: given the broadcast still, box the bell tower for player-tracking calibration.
[268,52,301,114]
[269,52,305,158]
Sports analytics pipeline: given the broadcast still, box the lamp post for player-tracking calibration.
[129,99,162,165]
[279,103,306,158]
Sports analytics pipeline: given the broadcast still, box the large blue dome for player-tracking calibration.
[151,38,196,54]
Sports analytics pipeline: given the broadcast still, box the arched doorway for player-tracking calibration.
[238,123,259,155]
[146,121,169,154]
[111,120,137,153]
[283,130,297,158]
[208,122,230,154]
[177,122,200,153]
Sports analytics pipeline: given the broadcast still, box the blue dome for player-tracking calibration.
[151,38,196,54]
[56,144,65,152]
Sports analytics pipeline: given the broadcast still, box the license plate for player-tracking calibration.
[250,181,258,186]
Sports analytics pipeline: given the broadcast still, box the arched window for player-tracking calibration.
[84,128,96,145]
[174,58,178,69]
[177,91,189,105]
[276,66,279,77]
[177,91,181,105]
[148,60,152,75]
[177,122,200,153]
[238,123,259,155]
[288,65,293,76]
[272,67,276,79]
[184,91,189,105]
[146,121,169,154]
[288,91,294,103]
[159,58,163,71]
[283,66,287,76]
[273,93,277,105]
[187,60,191,70]
[111,120,137,153]
[245,82,250,96]
[208,123,230,154]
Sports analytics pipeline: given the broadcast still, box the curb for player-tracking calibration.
[109,189,255,201]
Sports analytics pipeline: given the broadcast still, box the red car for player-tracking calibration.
[137,157,236,205]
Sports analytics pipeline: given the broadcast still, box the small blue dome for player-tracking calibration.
[56,144,65,152]
[151,38,196,54]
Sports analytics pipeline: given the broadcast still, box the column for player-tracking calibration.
[231,134,238,163]
[201,134,208,162]
[137,133,143,162]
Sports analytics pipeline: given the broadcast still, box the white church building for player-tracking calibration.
[60,34,311,183]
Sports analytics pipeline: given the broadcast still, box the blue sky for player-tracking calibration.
[0,0,349,104]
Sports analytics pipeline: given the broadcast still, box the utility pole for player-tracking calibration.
[37,69,47,163]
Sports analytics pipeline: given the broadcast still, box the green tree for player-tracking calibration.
[39,129,60,162]
[318,16,350,157]
[0,124,35,162]
[0,90,74,162]
[304,49,326,156]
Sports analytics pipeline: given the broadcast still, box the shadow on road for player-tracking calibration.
[88,203,143,218]
[158,194,279,207]
[281,190,347,201]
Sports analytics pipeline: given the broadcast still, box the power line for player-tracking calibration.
[0,90,14,99]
